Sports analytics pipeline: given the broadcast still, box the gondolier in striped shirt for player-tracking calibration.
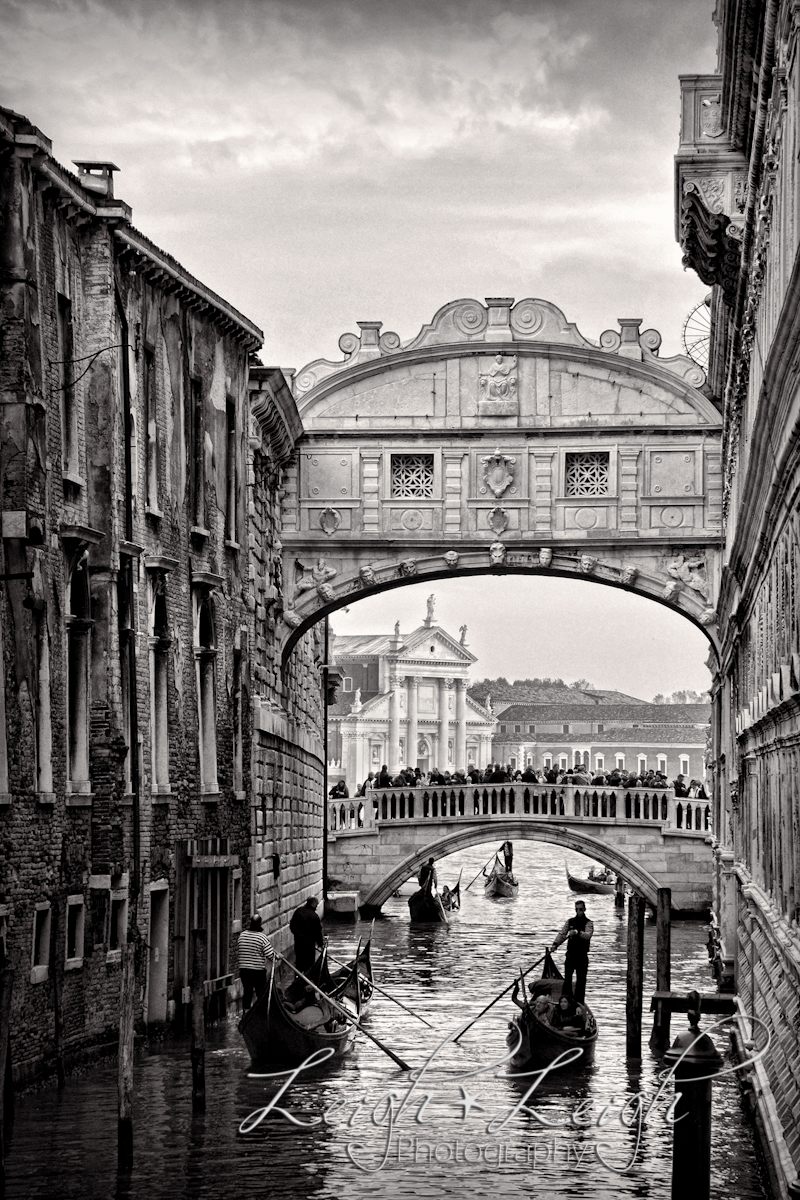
[550,900,593,1004]
[238,915,275,1010]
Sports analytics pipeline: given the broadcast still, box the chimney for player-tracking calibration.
[72,160,120,199]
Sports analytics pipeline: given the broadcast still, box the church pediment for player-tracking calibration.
[398,625,475,664]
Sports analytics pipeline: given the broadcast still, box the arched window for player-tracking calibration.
[148,570,172,794]
[194,592,218,793]
[67,563,92,793]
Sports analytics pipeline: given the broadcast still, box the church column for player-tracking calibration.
[455,678,467,769]
[406,677,419,771]
[438,678,452,771]
[388,674,402,774]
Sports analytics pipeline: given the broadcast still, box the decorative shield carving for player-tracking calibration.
[700,94,723,139]
[481,448,516,498]
[319,507,341,536]
[488,507,509,535]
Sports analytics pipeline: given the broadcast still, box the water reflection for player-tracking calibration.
[5,843,767,1199]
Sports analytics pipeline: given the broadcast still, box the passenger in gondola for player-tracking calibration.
[550,994,586,1035]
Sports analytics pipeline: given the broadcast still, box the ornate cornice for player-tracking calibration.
[249,366,304,464]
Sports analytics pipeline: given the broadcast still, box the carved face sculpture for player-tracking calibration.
[489,542,506,566]
[579,555,597,575]
[359,565,376,588]
[622,566,638,586]
[699,607,717,626]
[317,582,335,603]
[538,548,553,568]
[398,559,418,577]
[444,551,459,569]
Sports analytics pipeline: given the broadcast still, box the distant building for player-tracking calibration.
[490,695,709,779]
[328,599,494,785]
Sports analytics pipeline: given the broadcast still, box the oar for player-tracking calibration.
[276,955,412,1071]
[465,851,498,891]
[327,952,436,1030]
[453,953,546,1042]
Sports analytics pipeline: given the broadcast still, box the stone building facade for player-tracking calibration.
[491,699,709,780]
[0,106,323,1085]
[328,598,495,786]
[676,4,800,1192]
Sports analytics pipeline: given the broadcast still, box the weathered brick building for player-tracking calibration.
[0,106,324,1085]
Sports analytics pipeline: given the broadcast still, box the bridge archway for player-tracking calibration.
[358,822,663,911]
[277,296,722,666]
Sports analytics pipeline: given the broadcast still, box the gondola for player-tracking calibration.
[441,870,462,913]
[408,874,449,922]
[238,948,361,1066]
[484,855,519,898]
[330,933,374,1010]
[506,949,597,1070]
[565,862,616,895]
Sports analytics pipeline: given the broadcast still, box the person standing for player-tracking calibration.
[501,840,514,873]
[289,896,324,975]
[550,900,594,1003]
[237,914,275,1010]
[418,856,438,890]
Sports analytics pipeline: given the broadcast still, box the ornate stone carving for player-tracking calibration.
[283,609,302,628]
[296,557,338,600]
[621,565,638,586]
[668,554,710,601]
[699,607,717,626]
[538,548,553,567]
[700,93,723,138]
[444,551,459,569]
[400,509,424,530]
[351,688,362,712]
[397,559,418,577]
[319,507,341,536]
[510,299,544,336]
[693,176,726,214]
[358,564,377,588]
[579,554,598,575]
[481,448,516,498]
[480,354,518,403]
[488,506,509,535]
[663,581,682,602]
[453,301,488,337]
[489,541,506,566]
[425,594,436,624]
[459,625,468,645]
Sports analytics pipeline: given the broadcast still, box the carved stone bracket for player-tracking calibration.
[489,542,506,567]
[397,559,418,577]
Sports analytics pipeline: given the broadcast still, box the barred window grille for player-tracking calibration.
[565,452,609,496]
[391,454,434,498]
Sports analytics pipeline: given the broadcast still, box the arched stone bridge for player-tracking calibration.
[326,783,713,915]
[276,296,723,661]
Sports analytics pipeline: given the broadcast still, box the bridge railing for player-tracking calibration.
[327,785,711,835]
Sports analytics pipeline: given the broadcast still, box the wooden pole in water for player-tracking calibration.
[118,941,136,1170]
[190,929,207,1113]
[0,968,14,1186]
[649,887,672,1051]
[626,893,645,1058]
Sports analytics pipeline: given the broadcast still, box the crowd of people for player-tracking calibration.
[330,764,708,798]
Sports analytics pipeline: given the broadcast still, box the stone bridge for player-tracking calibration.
[273,296,724,664]
[327,783,713,915]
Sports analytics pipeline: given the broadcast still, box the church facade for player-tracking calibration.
[328,598,495,785]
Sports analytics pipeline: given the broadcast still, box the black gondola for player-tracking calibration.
[506,950,597,1070]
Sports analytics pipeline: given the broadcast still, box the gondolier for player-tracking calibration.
[501,840,513,872]
[418,857,438,890]
[550,900,593,1003]
[237,915,275,1010]
[290,896,324,975]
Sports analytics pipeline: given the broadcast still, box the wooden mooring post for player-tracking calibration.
[626,893,645,1057]
[190,930,207,1113]
[118,942,136,1171]
[0,968,14,1186]
[649,887,672,1051]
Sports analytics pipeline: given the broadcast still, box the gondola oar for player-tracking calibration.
[327,952,436,1029]
[276,955,412,1071]
[465,851,498,891]
[453,953,546,1042]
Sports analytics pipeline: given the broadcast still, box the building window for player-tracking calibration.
[500,724,506,734]
[543,754,552,769]
[528,724,535,734]
[233,640,244,797]
[595,754,605,770]
[510,757,517,769]
[232,869,243,935]
[31,903,51,984]
[342,677,353,692]
[679,755,690,776]
[562,724,570,734]
[638,755,647,774]
[616,754,625,769]
[34,607,53,795]
[118,564,135,795]
[195,594,218,793]
[391,454,434,498]
[226,397,238,542]
[67,563,92,793]
[558,754,568,769]
[148,572,171,794]
[144,347,158,510]
[514,724,521,733]
[57,294,78,478]
[65,895,85,968]
[565,451,609,497]
[597,723,604,733]
[109,895,128,952]
[190,377,205,528]
[574,750,588,766]
[657,755,667,774]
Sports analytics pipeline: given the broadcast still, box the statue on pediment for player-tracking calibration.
[480,354,518,403]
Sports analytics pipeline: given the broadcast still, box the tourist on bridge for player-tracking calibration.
[237,914,275,1010]
[550,899,594,1004]
[329,779,349,799]
[377,764,392,787]
[418,857,438,891]
[501,840,514,873]
[672,774,689,797]
[289,896,324,975]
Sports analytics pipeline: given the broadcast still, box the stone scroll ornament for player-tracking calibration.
[296,557,338,601]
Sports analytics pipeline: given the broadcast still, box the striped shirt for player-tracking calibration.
[238,930,275,971]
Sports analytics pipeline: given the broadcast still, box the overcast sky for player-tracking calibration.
[0,0,717,694]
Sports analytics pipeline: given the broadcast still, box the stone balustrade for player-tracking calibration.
[328,784,710,836]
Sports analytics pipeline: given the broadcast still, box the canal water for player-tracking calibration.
[5,842,769,1199]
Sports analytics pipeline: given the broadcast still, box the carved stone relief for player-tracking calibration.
[668,554,710,601]
[489,541,506,566]
[480,448,516,498]
[397,559,418,577]
[444,551,459,569]
[488,507,509,535]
